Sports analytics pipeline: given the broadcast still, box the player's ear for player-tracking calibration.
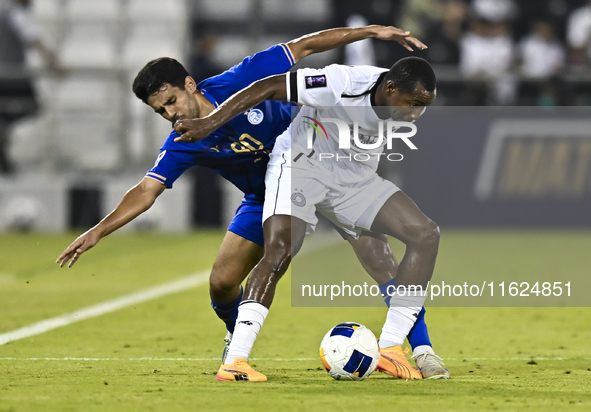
[386,80,397,96]
[184,76,197,93]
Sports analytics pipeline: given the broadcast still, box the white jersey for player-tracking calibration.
[264,64,409,234]
[283,64,391,185]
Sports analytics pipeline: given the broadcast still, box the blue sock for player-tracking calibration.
[211,286,243,333]
[379,278,397,307]
[407,307,432,350]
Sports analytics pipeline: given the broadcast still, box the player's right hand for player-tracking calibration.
[56,229,101,268]
[374,26,427,52]
[173,118,215,143]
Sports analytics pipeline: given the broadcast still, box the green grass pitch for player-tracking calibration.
[0,230,590,411]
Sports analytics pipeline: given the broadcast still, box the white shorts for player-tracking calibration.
[263,126,400,239]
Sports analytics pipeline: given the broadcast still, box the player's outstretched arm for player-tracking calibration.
[286,25,427,62]
[56,177,165,268]
[174,74,286,143]
[173,25,427,143]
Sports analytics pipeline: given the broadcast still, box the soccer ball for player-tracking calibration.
[319,322,380,381]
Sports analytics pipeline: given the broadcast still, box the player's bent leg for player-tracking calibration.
[368,192,440,363]
[345,232,422,379]
[370,191,439,289]
[220,215,307,380]
[347,233,442,378]
[210,231,264,306]
[346,232,398,286]
[210,231,263,337]
[243,215,307,306]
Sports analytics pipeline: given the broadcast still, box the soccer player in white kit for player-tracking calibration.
[176,57,443,381]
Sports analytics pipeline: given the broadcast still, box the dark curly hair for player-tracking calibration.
[385,57,436,93]
[132,57,190,103]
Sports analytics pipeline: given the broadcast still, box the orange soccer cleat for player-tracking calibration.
[216,358,267,382]
[376,345,423,379]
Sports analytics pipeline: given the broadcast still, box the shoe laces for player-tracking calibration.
[411,352,445,365]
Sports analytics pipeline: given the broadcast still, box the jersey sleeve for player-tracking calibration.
[203,44,296,99]
[146,149,195,189]
[286,64,351,108]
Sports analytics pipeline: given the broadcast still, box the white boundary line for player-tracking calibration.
[0,357,589,362]
[0,232,343,347]
[0,271,209,346]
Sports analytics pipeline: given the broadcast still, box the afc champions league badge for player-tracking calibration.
[247,108,264,125]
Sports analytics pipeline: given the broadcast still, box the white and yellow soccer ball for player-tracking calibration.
[319,322,380,381]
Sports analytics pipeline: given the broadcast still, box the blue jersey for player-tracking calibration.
[146,43,297,201]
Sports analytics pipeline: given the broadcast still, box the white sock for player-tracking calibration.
[412,345,434,356]
[224,301,269,365]
[379,306,421,348]
[379,288,427,349]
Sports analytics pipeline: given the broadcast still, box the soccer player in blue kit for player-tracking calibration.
[56,25,443,379]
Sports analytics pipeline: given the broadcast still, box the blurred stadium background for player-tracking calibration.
[1,0,591,233]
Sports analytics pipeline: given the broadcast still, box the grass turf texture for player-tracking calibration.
[0,230,590,411]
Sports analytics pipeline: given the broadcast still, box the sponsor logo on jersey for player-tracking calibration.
[247,108,264,125]
[305,75,327,89]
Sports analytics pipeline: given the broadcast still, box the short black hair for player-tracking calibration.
[386,57,436,94]
[132,57,190,103]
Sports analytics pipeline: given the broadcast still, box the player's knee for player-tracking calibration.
[407,219,440,250]
[209,269,240,295]
[419,219,440,249]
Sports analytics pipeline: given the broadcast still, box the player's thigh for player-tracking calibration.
[370,191,438,245]
[210,231,264,290]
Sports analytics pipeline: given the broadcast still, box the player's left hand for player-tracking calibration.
[374,26,427,52]
[173,118,215,143]
[56,229,101,268]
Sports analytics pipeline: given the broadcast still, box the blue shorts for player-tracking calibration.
[227,194,264,246]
